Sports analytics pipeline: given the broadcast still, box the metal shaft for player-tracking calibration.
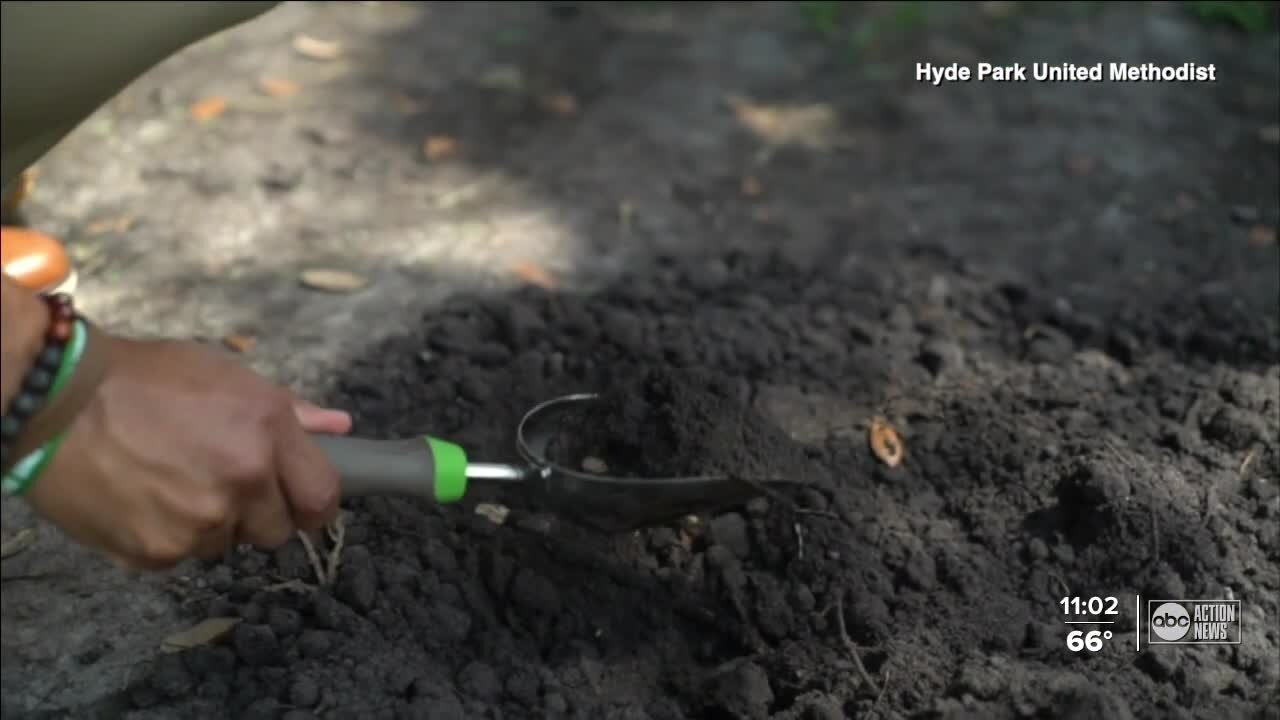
[466,463,527,484]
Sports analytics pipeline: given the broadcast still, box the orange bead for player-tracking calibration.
[1,227,72,293]
[48,319,72,343]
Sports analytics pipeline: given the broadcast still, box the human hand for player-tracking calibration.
[23,335,351,570]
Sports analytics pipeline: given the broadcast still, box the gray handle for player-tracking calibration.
[310,434,470,504]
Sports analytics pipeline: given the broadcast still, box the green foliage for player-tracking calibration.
[799,0,848,38]
[1185,1,1276,32]
[798,0,1277,55]
[799,1,932,60]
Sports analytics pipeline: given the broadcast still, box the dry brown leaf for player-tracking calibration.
[1065,153,1095,177]
[477,65,525,92]
[726,96,845,149]
[1259,124,1280,145]
[292,34,343,61]
[299,268,370,293]
[161,617,241,653]
[542,92,578,116]
[390,91,424,114]
[618,200,636,230]
[581,456,609,474]
[868,417,904,468]
[511,261,557,290]
[222,334,257,353]
[1157,193,1198,223]
[740,176,763,198]
[1,167,38,213]
[190,97,228,122]
[85,215,136,236]
[423,135,458,161]
[979,1,1018,17]
[258,77,300,99]
[1248,224,1277,247]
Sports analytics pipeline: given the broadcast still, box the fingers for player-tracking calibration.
[233,393,341,544]
[193,519,239,562]
[274,419,341,532]
[235,473,295,548]
[292,397,352,436]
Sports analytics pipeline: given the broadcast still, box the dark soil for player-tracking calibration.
[547,366,807,481]
[121,238,1278,720]
[0,2,1276,720]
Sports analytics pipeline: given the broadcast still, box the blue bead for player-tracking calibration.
[10,393,39,417]
[24,368,53,392]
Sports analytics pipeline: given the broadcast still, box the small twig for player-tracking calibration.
[794,522,805,561]
[1,571,60,584]
[325,513,347,583]
[828,596,880,695]
[0,528,38,560]
[1151,505,1160,564]
[1050,573,1070,600]
[1239,444,1260,477]
[867,668,891,719]
[264,579,314,594]
[296,530,328,585]
[1181,394,1202,427]
[794,507,841,520]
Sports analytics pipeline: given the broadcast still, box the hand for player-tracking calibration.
[23,335,352,570]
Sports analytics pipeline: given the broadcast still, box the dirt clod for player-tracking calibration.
[549,367,808,481]
[232,624,281,668]
[920,338,964,375]
[288,676,321,708]
[705,660,774,720]
[334,546,378,614]
[708,513,751,559]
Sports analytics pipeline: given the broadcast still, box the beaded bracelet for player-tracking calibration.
[0,293,82,493]
[0,316,87,495]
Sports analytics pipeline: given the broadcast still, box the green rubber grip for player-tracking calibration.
[312,434,469,504]
[425,437,467,503]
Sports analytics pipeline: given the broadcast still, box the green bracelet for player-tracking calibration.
[1,318,87,496]
[2,433,67,496]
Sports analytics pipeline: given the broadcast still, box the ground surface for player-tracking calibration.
[2,1,1279,719]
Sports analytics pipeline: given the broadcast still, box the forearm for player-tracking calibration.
[0,273,50,413]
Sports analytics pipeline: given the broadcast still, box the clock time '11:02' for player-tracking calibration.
[1060,597,1120,616]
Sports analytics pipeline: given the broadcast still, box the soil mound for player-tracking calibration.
[118,247,1279,720]
[549,366,808,482]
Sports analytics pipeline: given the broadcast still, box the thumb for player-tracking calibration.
[291,396,353,436]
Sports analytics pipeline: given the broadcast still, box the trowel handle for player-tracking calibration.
[310,434,469,503]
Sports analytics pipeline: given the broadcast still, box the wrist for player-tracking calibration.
[0,275,52,412]
[1,295,109,485]
[3,315,108,476]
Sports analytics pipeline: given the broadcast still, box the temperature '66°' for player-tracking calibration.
[1067,629,1114,652]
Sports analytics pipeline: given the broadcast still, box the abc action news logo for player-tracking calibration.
[1148,600,1242,645]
